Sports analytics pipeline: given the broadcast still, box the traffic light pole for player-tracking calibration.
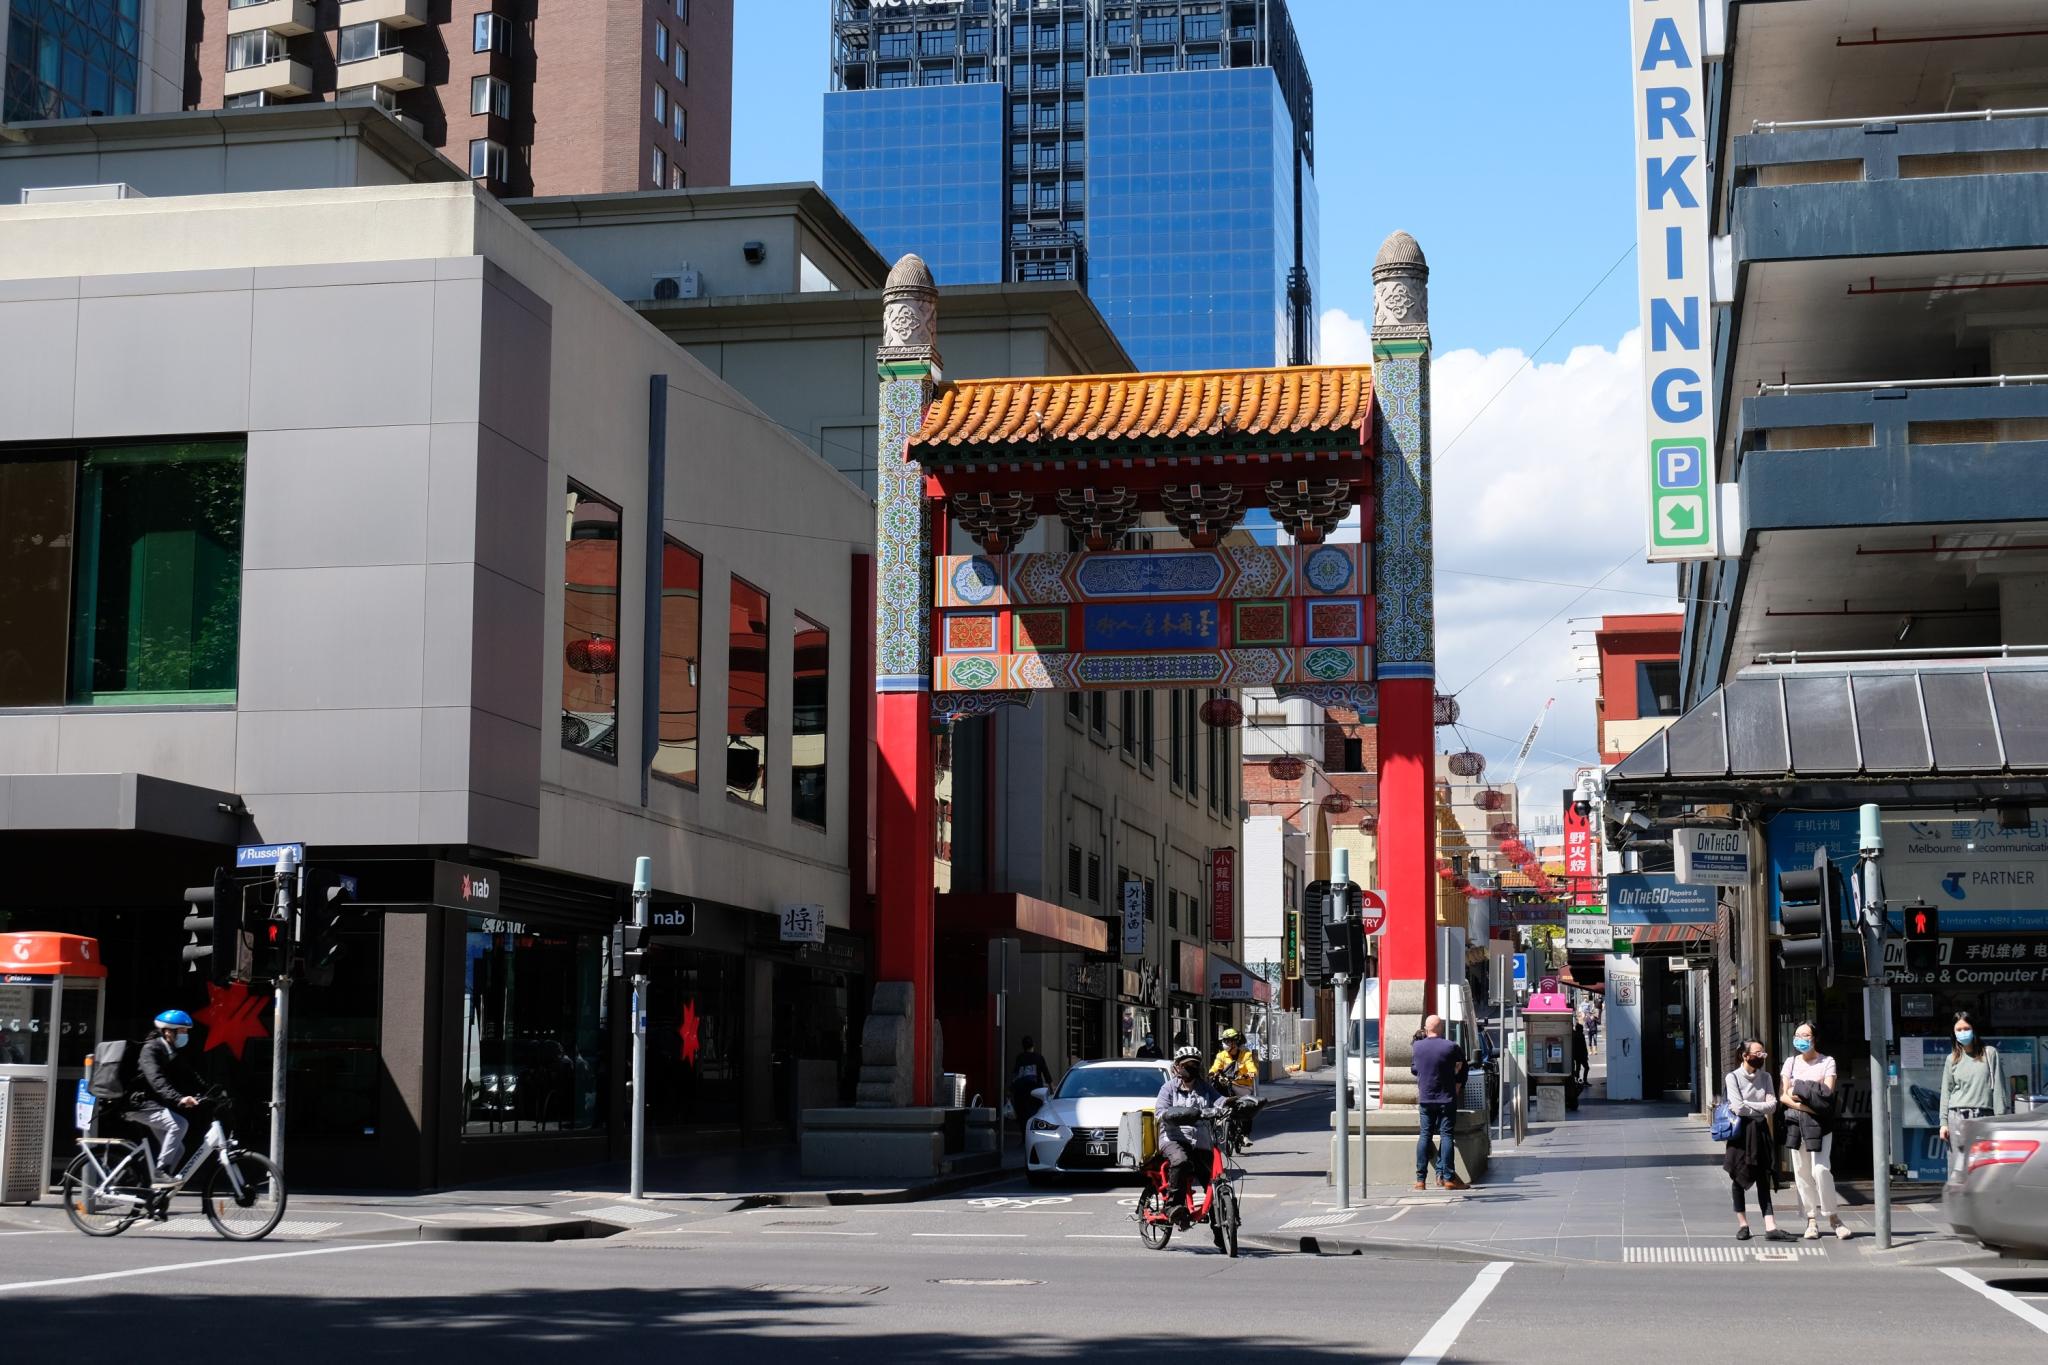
[269,847,298,1172]
[1858,804,1893,1250]
[630,856,651,1200]
[1331,849,1350,1211]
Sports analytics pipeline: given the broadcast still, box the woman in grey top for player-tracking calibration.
[1722,1040,1787,1240]
[1939,1010,2008,1170]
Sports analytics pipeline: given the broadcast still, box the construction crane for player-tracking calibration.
[1507,697,1555,788]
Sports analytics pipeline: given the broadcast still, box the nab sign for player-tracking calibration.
[1631,0,1718,562]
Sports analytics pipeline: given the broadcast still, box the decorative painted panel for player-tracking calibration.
[1371,338,1433,675]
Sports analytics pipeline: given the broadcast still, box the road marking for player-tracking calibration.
[911,1232,1027,1239]
[1064,1234,1130,1240]
[1402,1262,1513,1365]
[0,1240,427,1294]
[1941,1268,2048,1336]
[0,1230,56,1238]
[761,1229,877,1237]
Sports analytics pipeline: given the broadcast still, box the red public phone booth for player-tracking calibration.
[0,933,108,1199]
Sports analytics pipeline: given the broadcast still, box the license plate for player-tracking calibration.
[1086,1141,1111,1156]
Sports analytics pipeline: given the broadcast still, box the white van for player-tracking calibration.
[1346,978,1491,1112]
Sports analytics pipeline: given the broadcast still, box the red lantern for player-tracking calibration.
[1199,696,1244,728]
[1434,693,1461,727]
[1320,792,1354,816]
[1356,813,1378,835]
[743,707,767,735]
[565,638,592,673]
[1489,820,1517,840]
[1475,789,1508,812]
[1267,755,1306,782]
[1452,876,1470,893]
[566,636,619,675]
[1446,750,1486,779]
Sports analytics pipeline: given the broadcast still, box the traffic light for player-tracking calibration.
[1322,917,1366,983]
[612,923,649,978]
[181,870,234,986]
[1777,847,1839,987]
[1303,881,1364,987]
[300,867,357,986]
[1902,898,1940,974]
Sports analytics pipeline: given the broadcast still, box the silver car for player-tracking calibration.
[1944,1106,2048,1259]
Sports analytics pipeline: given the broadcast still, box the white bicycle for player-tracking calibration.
[62,1088,288,1241]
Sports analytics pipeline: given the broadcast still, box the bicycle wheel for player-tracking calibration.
[62,1145,149,1237]
[1136,1187,1173,1250]
[1216,1184,1240,1259]
[202,1150,287,1241]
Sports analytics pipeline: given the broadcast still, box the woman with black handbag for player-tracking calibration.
[1780,1021,1849,1240]
[1723,1039,1788,1241]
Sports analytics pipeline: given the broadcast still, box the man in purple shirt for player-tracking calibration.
[1411,1014,1469,1190]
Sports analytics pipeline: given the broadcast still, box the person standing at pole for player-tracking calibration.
[1411,1014,1469,1191]
[1779,1021,1848,1240]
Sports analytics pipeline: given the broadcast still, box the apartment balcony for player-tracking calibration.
[335,50,426,93]
[1731,112,2048,264]
[223,58,312,100]
[1739,379,2048,533]
[338,0,430,30]
[226,0,315,37]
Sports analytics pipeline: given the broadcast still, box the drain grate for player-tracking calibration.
[749,1283,886,1296]
[1624,1245,1826,1263]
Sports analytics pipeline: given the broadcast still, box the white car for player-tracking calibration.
[1024,1058,1173,1183]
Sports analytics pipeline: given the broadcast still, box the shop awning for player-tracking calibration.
[0,772,240,844]
[1628,924,1714,947]
[938,893,1109,954]
[1206,952,1273,1004]
[1606,659,2048,806]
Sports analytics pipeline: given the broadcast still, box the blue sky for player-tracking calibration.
[731,1,1641,358]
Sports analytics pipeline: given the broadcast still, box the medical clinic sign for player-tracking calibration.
[1631,0,1716,562]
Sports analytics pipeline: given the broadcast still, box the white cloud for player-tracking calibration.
[1323,307,1679,803]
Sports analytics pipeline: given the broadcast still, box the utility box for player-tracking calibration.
[0,1077,50,1203]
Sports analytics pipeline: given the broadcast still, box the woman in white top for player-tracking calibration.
[1779,1022,1849,1240]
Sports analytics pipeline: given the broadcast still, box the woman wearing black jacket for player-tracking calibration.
[1723,1040,1787,1241]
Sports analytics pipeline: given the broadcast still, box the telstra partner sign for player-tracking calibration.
[1631,1,1717,562]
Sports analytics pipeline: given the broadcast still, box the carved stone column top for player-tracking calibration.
[881,252,939,357]
[1371,231,1429,338]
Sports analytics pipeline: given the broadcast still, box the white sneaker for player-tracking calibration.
[1802,1220,1820,1240]
[1833,1220,1852,1241]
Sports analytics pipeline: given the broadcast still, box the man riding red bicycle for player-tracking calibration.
[1155,1047,1227,1228]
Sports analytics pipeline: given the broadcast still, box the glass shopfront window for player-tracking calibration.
[461,915,608,1136]
[726,575,769,807]
[562,482,622,760]
[646,946,744,1134]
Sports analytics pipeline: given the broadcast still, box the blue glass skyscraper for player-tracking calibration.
[823,0,1317,372]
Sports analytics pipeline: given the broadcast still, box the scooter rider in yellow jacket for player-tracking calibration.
[1209,1029,1260,1148]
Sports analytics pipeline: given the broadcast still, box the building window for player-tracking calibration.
[1066,843,1083,898]
[1140,692,1155,770]
[0,441,244,707]
[727,575,769,808]
[337,21,382,64]
[963,24,990,54]
[670,164,685,190]
[672,104,686,143]
[1168,889,1180,931]
[460,914,607,1136]
[1183,691,1201,801]
[653,539,701,788]
[223,92,268,109]
[674,45,688,83]
[1144,877,1156,921]
[1344,736,1364,771]
[654,22,668,61]
[1142,53,1174,74]
[1089,690,1107,740]
[1087,852,1102,904]
[1168,689,1184,788]
[468,138,509,182]
[654,86,666,125]
[652,146,666,185]
[1639,660,1683,717]
[1185,49,1221,70]
[226,30,282,71]
[474,11,510,55]
[675,0,687,19]
[561,482,621,759]
[919,66,953,85]
[1120,692,1137,758]
[471,74,510,118]
[1066,690,1083,725]
[791,613,828,828]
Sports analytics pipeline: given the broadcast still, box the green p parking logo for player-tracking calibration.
[1650,438,1712,553]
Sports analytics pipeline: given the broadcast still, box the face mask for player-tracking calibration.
[1794,1038,1812,1055]
[1956,1030,1974,1047]
[171,1033,189,1051]
[1746,1055,1765,1069]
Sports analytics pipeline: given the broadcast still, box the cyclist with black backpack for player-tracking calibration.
[131,1010,205,1185]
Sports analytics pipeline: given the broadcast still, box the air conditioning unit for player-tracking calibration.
[652,266,702,301]
[20,182,147,204]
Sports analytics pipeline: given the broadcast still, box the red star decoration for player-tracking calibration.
[679,998,701,1067]
[192,979,271,1061]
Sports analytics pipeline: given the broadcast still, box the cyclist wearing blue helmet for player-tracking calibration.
[133,1009,203,1184]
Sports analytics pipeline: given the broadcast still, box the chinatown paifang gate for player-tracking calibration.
[806,235,1444,1179]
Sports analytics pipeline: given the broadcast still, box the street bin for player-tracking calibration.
[0,933,108,1197]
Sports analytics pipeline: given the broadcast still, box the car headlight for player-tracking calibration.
[1030,1117,1061,1133]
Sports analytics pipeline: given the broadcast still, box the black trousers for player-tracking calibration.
[1732,1177,1773,1216]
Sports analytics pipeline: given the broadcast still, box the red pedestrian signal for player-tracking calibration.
[1903,899,1939,973]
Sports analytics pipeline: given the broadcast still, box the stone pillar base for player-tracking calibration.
[800,1106,996,1182]
[1329,1105,1490,1185]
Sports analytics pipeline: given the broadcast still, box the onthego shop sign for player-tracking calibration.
[1631,0,1719,562]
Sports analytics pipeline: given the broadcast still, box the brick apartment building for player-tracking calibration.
[189,0,731,196]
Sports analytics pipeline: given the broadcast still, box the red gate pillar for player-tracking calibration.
[870,256,942,1107]
[1370,232,1440,1110]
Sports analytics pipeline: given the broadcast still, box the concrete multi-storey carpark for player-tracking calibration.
[1604,0,2048,1180]
[0,108,871,1189]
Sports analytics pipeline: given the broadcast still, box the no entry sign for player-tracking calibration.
[1356,888,1389,937]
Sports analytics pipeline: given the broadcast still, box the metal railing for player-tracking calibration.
[1753,644,2048,665]
[1757,373,2048,396]
[1753,105,2048,133]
